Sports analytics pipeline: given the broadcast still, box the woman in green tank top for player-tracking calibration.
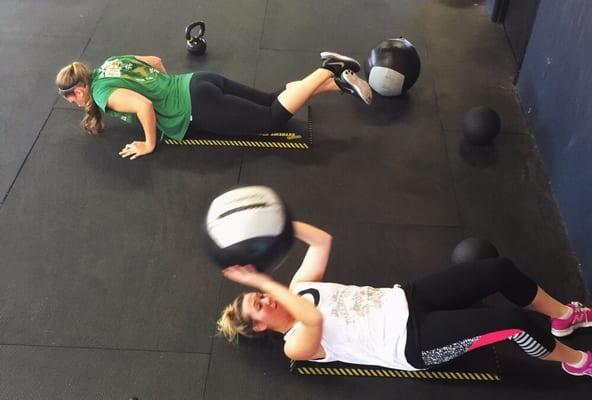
[56,53,372,160]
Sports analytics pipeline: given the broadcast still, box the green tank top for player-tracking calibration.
[91,55,193,140]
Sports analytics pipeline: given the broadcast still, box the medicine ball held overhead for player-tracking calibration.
[463,106,501,145]
[205,186,293,270]
[364,38,421,97]
[451,237,499,265]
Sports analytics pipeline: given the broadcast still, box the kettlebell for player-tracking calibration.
[185,21,207,56]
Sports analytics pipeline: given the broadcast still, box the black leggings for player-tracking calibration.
[404,257,556,369]
[185,72,293,137]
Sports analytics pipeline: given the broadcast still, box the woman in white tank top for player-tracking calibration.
[217,221,592,377]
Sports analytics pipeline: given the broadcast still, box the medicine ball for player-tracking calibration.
[364,38,421,96]
[463,106,501,145]
[205,186,293,270]
[451,237,499,264]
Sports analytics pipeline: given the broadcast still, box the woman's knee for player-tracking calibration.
[271,100,294,128]
[480,257,521,283]
[488,257,538,306]
[487,256,516,274]
[498,257,518,271]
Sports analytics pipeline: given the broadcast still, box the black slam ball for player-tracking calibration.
[364,37,421,96]
[463,106,501,145]
[451,237,499,264]
[205,185,294,270]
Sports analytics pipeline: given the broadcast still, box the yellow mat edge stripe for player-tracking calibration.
[292,366,499,381]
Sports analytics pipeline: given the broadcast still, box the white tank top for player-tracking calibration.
[285,282,416,370]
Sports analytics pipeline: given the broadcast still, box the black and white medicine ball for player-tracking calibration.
[364,38,421,96]
[205,185,293,270]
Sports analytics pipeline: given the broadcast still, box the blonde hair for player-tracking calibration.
[56,62,104,135]
[217,293,258,343]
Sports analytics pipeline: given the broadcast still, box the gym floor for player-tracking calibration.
[0,0,590,399]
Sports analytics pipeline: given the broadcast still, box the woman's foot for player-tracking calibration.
[562,351,592,377]
[551,302,592,337]
[320,52,361,75]
[334,70,373,105]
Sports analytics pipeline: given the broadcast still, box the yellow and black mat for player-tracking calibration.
[163,106,312,150]
[290,348,502,382]
[290,361,500,381]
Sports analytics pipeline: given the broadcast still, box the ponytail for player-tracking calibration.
[56,62,104,134]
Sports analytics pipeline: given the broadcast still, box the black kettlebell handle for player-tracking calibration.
[185,21,205,42]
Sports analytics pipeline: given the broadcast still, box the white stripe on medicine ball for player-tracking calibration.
[368,66,405,96]
[206,186,286,248]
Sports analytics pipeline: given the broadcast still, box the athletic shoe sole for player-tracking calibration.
[562,363,592,377]
[320,51,361,73]
[340,70,373,105]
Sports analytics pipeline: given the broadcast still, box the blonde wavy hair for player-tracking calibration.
[217,293,259,343]
[56,62,104,135]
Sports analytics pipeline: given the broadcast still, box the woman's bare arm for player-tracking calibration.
[135,55,167,74]
[288,222,333,289]
[107,88,157,159]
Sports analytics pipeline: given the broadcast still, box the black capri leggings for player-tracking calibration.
[403,257,556,369]
[185,72,293,137]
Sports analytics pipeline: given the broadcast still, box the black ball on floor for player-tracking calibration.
[463,106,501,145]
[205,185,294,270]
[451,237,499,264]
[364,37,421,96]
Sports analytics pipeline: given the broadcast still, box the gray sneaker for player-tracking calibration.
[334,69,373,105]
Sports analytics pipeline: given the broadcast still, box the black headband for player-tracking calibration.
[57,80,81,96]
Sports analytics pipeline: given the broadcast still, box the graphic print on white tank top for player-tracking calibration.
[285,282,416,370]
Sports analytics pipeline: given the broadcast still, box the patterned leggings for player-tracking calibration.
[403,257,556,368]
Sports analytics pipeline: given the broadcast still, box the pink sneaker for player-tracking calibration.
[562,351,592,377]
[551,302,592,337]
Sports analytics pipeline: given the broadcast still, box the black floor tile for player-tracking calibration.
[446,129,587,301]
[0,345,208,400]
[239,50,458,226]
[423,0,526,135]
[82,0,266,83]
[425,0,517,82]
[0,33,88,203]
[0,0,109,37]
[436,81,527,135]
[262,0,430,54]
[0,109,241,352]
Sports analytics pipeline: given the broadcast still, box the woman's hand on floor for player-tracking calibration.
[119,141,156,160]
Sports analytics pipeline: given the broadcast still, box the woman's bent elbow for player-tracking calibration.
[306,310,323,328]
